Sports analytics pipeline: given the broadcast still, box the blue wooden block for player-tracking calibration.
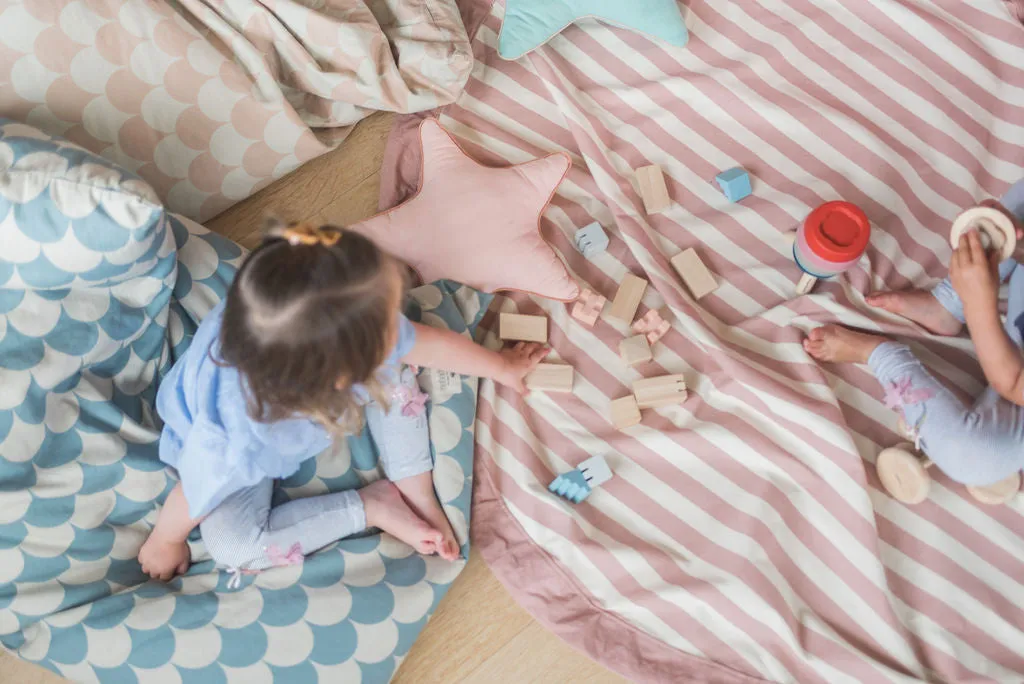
[573,222,609,259]
[548,455,613,504]
[715,167,751,202]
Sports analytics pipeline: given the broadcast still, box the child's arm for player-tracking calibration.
[138,483,201,581]
[403,323,549,392]
[951,230,1024,406]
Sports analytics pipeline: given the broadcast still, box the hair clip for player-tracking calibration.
[280,222,342,248]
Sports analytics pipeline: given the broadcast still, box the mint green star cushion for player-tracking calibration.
[498,0,689,60]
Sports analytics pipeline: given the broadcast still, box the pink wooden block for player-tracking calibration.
[571,288,606,327]
[632,310,670,344]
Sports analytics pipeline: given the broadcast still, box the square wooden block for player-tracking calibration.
[619,335,652,367]
[635,165,671,214]
[607,274,647,323]
[610,395,642,430]
[526,364,574,392]
[499,313,547,343]
[671,248,718,300]
[633,375,687,409]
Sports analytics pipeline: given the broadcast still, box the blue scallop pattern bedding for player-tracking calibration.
[0,119,486,682]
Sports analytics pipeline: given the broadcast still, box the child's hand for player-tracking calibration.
[950,229,1001,316]
[496,342,550,393]
[139,531,191,581]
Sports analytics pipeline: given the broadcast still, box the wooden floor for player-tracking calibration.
[0,113,625,684]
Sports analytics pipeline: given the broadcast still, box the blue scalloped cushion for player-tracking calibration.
[0,119,490,683]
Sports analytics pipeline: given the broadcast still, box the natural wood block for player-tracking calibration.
[619,335,652,366]
[499,313,547,343]
[670,248,718,299]
[610,395,641,430]
[526,364,574,392]
[633,375,687,409]
[607,274,647,323]
[635,165,671,214]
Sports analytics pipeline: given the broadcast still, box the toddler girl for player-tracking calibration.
[138,220,548,580]
[804,180,1024,487]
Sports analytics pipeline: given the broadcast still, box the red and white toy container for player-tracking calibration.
[793,201,871,294]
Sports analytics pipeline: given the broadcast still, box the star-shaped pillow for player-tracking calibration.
[498,0,689,61]
[351,119,579,301]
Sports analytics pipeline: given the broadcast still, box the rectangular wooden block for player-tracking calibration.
[671,248,718,300]
[607,274,647,323]
[610,395,642,430]
[635,165,671,214]
[499,313,547,343]
[619,335,653,367]
[633,375,688,409]
[525,364,574,392]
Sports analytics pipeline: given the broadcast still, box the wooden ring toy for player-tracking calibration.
[966,472,1021,505]
[877,444,932,504]
[950,207,1016,261]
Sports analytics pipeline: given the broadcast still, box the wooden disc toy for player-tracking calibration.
[876,444,932,504]
[966,472,1021,505]
[949,207,1016,261]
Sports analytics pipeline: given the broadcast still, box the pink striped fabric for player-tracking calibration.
[381,1,1024,681]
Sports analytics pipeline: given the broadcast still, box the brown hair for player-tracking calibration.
[217,219,404,434]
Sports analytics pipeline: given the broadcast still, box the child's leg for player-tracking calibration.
[200,477,444,571]
[930,260,1018,324]
[868,342,1024,486]
[365,367,459,560]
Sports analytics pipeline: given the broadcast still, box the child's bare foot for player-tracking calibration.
[394,472,460,561]
[360,480,444,556]
[803,325,886,364]
[866,291,962,336]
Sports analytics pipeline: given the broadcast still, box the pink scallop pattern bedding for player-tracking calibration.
[0,0,472,220]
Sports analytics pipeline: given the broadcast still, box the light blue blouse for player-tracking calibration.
[156,300,416,518]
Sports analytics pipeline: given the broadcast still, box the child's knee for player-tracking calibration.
[921,411,1021,486]
[200,524,266,570]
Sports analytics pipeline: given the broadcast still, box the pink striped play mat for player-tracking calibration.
[382,1,1024,681]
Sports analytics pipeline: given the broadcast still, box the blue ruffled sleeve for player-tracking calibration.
[385,314,416,365]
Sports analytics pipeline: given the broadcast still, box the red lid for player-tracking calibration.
[803,201,871,263]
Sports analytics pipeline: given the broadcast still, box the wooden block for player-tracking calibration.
[526,364,574,392]
[610,395,641,430]
[670,248,718,299]
[499,313,547,343]
[635,165,671,214]
[632,375,687,409]
[607,274,647,323]
[570,288,606,327]
[619,335,652,366]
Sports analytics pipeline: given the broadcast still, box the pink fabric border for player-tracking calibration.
[472,454,772,684]
[378,0,498,209]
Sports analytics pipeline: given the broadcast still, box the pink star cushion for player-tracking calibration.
[351,119,579,301]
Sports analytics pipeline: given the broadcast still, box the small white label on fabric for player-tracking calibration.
[421,368,462,403]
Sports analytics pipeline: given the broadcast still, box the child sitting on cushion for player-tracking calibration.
[804,180,1024,488]
[138,220,548,580]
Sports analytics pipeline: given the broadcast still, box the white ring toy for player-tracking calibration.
[876,444,932,504]
[950,207,1016,262]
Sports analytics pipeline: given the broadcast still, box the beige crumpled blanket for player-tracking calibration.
[0,0,472,219]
